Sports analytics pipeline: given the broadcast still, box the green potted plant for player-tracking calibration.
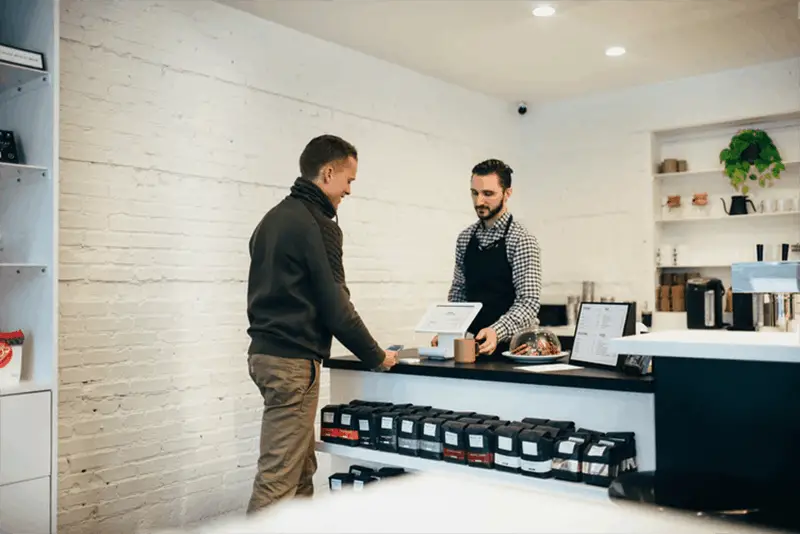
[719,129,785,215]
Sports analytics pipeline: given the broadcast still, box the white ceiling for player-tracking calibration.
[222,0,800,104]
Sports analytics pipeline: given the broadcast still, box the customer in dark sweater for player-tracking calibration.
[245,134,397,515]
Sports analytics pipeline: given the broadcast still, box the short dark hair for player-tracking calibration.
[472,159,513,189]
[299,134,358,180]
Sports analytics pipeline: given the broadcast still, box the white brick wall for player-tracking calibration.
[57,0,521,532]
[521,57,800,307]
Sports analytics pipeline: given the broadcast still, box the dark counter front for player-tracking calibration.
[324,355,654,394]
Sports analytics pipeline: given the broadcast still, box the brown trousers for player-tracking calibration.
[246,353,321,514]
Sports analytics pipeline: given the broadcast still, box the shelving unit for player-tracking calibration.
[0,1,59,533]
[315,442,609,504]
[647,111,800,326]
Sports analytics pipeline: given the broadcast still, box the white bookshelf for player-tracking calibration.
[0,0,59,533]
[647,111,800,329]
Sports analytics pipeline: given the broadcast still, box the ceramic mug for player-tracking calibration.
[778,197,798,212]
[692,193,708,206]
[760,199,777,213]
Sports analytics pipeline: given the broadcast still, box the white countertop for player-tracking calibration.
[609,330,800,363]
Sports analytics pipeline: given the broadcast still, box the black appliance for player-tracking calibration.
[730,293,756,331]
[685,278,724,329]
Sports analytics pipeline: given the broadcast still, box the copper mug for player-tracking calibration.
[692,193,708,206]
[666,195,681,208]
[454,338,477,363]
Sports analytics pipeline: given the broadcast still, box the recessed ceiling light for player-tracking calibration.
[605,46,626,57]
[532,5,556,17]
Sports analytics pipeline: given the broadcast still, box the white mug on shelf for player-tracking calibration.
[760,198,777,213]
[778,196,798,212]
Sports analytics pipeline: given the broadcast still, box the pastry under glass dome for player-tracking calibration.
[509,326,562,356]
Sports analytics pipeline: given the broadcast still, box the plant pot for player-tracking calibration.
[741,144,760,164]
[721,195,756,216]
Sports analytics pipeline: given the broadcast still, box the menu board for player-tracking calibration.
[569,303,631,369]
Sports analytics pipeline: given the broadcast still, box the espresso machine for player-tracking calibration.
[731,260,800,336]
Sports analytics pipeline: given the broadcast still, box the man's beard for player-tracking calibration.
[476,200,504,221]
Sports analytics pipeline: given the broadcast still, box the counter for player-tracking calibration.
[606,330,800,531]
[318,352,656,501]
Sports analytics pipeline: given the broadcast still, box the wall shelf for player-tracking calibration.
[0,161,48,181]
[653,160,800,180]
[0,61,47,95]
[648,112,800,321]
[316,441,609,504]
[657,210,800,223]
[0,1,58,532]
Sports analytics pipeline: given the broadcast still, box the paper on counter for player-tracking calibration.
[398,358,421,364]
[514,363,583,373]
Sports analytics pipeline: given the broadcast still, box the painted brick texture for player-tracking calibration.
[57,0,521,532]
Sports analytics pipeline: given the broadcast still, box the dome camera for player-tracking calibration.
[517,102,528,116]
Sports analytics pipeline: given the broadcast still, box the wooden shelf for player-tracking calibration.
[316,441,609,504]
[0,162,48,181]
[0,61,47,96]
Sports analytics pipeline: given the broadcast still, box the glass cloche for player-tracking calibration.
[509,326,562,357]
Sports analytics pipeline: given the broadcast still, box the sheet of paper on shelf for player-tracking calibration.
[514,363,583,373]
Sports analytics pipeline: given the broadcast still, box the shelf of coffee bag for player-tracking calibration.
[315,442,609,503]
[0,61,47,95]
[325,356,653,393]
[0,161,49,181]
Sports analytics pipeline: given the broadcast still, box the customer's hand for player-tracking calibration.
[381,350,398,370]
[431,335,438,347]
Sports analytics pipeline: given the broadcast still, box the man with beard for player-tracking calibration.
[437,159,542,358]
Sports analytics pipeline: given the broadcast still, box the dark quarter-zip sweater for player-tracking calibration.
[246,177,385,369]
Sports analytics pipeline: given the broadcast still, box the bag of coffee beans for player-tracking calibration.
[547,420,576,433]
[604,431,638,473]
[442,420,469,464]
[375,466,406,480]
[450,411,476,419]
[338,404,361,447]
[519,429,554,478]
[320,404,343,444]
[552,435,586,482]
[419,416,446,460]
[354,406,381,448]
[376,411,402,452]
[522,417,549,427]
[348,465,375,478]
[581,441,622,487]
[353,474,378,491]
[471,413,499,421]
[329,472,354,491]
[398,414,425,456]
[494,424,525,473]
[465,423,495,469]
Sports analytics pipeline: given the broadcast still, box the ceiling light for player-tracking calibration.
[532,5,556,17]
[605,46,626,57]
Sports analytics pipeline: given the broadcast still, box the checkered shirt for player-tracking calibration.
[447,211,542,342]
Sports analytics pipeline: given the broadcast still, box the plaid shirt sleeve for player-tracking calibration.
[447,228,472,302]
[490,229,542,342]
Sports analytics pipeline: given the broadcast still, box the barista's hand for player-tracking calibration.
[476,327,498,355]
[431,335,438,347]
[380,350,398,370]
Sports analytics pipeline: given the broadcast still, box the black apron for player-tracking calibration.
[464,214,516,359]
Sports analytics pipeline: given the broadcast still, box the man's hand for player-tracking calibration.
[380,349,398,370]
[431,335,438,347]
[476,327,498,355]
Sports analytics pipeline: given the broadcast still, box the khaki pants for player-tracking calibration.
[246,353,321,515]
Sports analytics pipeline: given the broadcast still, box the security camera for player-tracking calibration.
[517,102,528,115]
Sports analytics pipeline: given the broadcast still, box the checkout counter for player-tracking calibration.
[316,262,800,532]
